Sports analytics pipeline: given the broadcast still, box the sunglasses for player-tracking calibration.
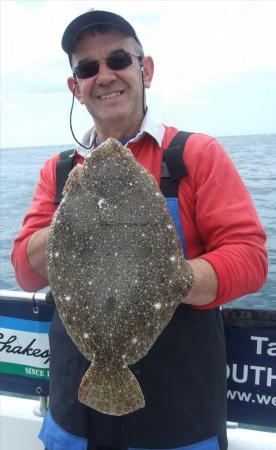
[74,51,142,79]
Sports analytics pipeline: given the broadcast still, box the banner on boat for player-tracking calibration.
[1,294,275,428]
[223,309,276,428]
[0,293,54,396]
[0,316,50,380]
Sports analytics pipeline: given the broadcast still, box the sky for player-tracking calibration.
[1,0,276,148]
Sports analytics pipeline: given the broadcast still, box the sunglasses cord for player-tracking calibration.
[69,86,94,150]
[140,62,146,116]
[70,65,146,149]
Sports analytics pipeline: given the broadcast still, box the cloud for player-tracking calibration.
[2,62,69,94]
[1,1,276,146]
[0,94,22,112]
[2,1,276,94]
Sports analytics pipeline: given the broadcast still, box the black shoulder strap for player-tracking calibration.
[160,131,193,197]
[54,149,75,204]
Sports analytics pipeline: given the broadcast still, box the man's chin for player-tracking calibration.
[94,110,132,126]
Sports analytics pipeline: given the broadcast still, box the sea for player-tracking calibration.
[0,134,275,310]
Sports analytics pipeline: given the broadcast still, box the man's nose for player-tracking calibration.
[95,61,117,85]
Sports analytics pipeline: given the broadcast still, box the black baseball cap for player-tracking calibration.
[62,10,141,54]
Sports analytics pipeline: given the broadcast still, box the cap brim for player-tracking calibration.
[62,10,138,54]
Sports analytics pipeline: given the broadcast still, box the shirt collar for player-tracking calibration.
[75,110,165,157]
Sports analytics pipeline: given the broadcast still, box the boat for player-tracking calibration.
[0,289,275,449]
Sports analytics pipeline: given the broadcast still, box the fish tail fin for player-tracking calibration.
[78,362,145,416]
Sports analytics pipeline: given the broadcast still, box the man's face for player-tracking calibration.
[68,30,153,139]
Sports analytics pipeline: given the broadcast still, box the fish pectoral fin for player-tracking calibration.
[78,362,145,416]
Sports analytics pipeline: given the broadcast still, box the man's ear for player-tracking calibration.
[142,56,154,89]
[67,76,84,104]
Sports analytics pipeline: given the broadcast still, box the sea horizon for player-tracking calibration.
[1,133,275,310]
[1,132,275,151]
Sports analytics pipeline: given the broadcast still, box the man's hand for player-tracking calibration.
[183,258,218,306]
[27,226,50,279]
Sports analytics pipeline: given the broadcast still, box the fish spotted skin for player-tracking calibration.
[47,138,194,415]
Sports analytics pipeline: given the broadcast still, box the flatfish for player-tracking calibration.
[47,138,194,416]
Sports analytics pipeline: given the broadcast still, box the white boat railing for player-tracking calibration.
[0,289,46,301]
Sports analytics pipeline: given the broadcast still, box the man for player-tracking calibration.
[12,10,268,450]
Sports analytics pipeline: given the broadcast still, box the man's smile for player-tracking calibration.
[96,90,125,101]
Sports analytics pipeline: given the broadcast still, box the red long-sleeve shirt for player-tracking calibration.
[11,126,268,309]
